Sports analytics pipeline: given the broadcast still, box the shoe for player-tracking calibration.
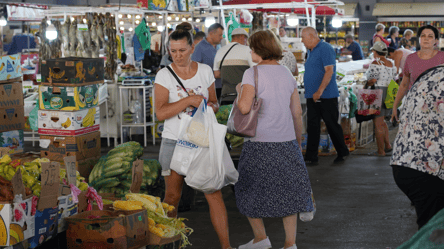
[384,148,393,153]
[304,159,319,166]
[280,245,297,249]
[333,156,347,163]
[239,237,272,249]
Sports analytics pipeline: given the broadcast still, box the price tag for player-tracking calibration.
[130,160,143,193]
[77,24,88,31]
[64,156,77,186]
[12,168,26,198]
[38,161,60,211]
[0,148,10,157]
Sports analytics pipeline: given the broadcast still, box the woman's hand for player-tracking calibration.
[391,108,399,123]
[187,95,205,108]
[367,79,377,86]
[236,83,242,94]
[207,102,219,113]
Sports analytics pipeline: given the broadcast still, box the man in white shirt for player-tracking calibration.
[150,31,162,53]
[213,28,255,105]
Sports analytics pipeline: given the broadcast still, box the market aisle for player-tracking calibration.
[180,155,418,249]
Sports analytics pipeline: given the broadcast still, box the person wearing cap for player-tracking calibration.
[213,27,255,105]
[301,27,350,165]
[342,34,364,61]
[365,41,397,157]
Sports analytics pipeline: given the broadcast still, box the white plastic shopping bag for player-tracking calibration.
[183,100,210,147]
[169,113,200,176]
[185,107,239,193]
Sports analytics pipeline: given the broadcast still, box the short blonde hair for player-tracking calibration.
[404,29,413,37]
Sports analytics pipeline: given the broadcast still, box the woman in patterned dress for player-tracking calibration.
[235,30,313,249]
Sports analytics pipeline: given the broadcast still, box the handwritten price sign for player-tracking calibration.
[38,161,60,211]
[64,156,77,185]
[130,160,143,193]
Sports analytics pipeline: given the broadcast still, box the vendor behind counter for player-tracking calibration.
[341,34,364,61]
[7,33,37,55]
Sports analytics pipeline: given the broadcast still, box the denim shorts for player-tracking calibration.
[158,138,177,176]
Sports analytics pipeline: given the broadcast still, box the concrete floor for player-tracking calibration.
[25,124,419,249]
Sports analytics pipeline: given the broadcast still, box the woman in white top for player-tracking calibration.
[154,27,233,249]
[279,50,299,76]
[365,41,397,157]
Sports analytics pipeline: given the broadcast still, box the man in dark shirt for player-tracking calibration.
[343,34,364,61]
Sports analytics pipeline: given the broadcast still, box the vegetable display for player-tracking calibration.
[216,105,244,148]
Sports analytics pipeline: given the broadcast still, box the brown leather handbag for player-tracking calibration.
[227,66,262,137]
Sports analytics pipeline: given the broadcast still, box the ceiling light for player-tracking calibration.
[175,17,179,21]
[129,27,133,32]
[83,18,87,24]
[0,17,7,27]
[152,22,156,26]
[119,21,124,25]
[45,24,58,40]
[136,15,141,19]
[182,17,186,21]
[128,14,132,19]
[118,14,123,18]
[167,23,171,28]
[188,17,192,22]
[167,16,171,21]
[205,15,215,27]
[157,25,165,32]
[196,18,200,23]
[287,10,299,26]
[331,13,342,28]
[159,15,163,19]
[120,27,124,31]
[135,20,140,24]
[46,20,51,25]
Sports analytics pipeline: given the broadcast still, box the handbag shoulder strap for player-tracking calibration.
[253,65,259,97]
[219,43,239,70]
[166,65,189,96]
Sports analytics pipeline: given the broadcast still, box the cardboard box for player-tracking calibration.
[38,85,99,111]
[77,156,100,182]
[40,131,101,162]
[0,82,23,108]
[0,54,22,83]
[0,107,25,133]
[40,58,104,86]
[341,117,351,135]
[27,207,59,248]
[65,210,128,249]
[57,195,77,234]
[148,233,181,245]
[0,130,24,155]
[38,107,100,136]
[0,197,35,246]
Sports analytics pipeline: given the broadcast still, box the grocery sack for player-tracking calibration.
[183,100,210,147]
[169,114,199,176]
[185,107,238,193]
[357,88,383,116]
[384,79,400,109]
[135,18,151,51]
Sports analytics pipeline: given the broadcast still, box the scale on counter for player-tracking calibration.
[122,76,156,86]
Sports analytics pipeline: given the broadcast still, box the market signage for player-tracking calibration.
[6,4,47,22]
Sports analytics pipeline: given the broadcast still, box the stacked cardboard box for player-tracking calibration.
[0,54,25,155]
[38,58,104,176]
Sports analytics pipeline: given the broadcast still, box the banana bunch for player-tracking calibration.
[74,88,86,109]
[61,117,71,129]
[82,108,96,127]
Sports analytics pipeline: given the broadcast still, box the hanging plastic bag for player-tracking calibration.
[185,106,238,193]
[29,99,39,131]
[183,100,210,147]
[225,12,240,42]
[239,10,253,28]
[385,79,400,109]
[348,87,357,118]
[135,18,151,51]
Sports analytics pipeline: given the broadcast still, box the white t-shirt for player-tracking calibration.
[155,63,215,140]
[213,42,255,70]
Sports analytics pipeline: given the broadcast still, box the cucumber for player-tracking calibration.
[102,180,120,188]
[95,177,119,189]
[104,161,131,172]
[121,180,132,189]
[103,168,128,178]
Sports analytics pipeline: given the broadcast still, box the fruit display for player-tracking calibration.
[124,193,193,246]
[0,155,89,198]
[215,105,244,148]
[89,142,164,198]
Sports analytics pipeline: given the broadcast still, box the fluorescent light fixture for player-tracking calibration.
[205,15,215,27]
[45,24,57,40]
[332,14,342,28]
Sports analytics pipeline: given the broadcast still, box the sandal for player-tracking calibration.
[384,148,393,153]
[368,151,385,157]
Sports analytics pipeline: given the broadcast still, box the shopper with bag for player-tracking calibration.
[154,27,234,249]
[365,41,397,157]
[391,25,444,123]
[234,30,314,249]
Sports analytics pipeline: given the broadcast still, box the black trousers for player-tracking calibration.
[392,165,444,229]
[305,98,349,161]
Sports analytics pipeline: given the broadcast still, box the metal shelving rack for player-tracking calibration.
[119,85,155,147]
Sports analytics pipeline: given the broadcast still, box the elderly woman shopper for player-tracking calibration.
[365,41,397,157]
[235,30,313,249]
[399,29,414,50]
[391,25,444,123]
[390,54,444,230]
[386,26,400,50]
[371,23,390,47]
[154,26,234,249]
